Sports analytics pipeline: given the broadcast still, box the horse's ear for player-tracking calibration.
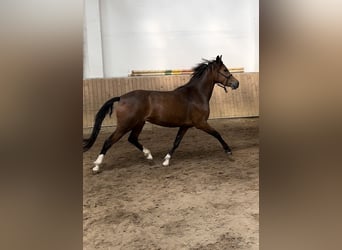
[216,55,222,65]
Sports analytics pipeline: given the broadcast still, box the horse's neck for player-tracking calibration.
[177,72,215,102]
[193,74,215,102]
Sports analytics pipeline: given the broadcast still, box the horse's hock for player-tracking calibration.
[83,72,259,129]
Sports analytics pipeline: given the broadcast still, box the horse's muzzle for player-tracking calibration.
[231,80,239,90]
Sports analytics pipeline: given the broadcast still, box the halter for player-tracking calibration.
[216,72,232,93]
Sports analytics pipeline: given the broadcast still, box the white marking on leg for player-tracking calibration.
[143,147,153,160]
[93,154,104,172]
[162,153,171,167]
[94,154,104,164]
[92,165,100,172]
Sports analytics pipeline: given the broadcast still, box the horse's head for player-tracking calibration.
[213,55,239,90]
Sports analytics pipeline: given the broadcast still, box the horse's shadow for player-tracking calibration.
[97,141,258,172]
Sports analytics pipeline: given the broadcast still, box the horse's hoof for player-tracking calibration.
[225,150,235,161]
[92,165,101,174]
[162,160,170,167]
[92,169,101,175]
[162,154,171,167]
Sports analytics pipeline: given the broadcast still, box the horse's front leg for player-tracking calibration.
[162,126,189,166]
[195,122,232,154]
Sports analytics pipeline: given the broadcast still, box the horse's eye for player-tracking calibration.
[224,69,228,72]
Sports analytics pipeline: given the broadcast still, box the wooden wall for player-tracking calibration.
[83,73,259,128]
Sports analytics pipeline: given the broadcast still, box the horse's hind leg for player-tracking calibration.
[162,126,189,166]
[128,122,153,160]
[92,127,128,172]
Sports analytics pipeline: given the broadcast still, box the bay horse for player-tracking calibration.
[83,55,239,173]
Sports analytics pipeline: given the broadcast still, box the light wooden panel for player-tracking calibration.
[83,73,259,128]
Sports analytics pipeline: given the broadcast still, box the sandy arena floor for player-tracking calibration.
[83,118,259,249]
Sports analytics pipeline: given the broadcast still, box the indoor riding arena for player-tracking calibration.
[83,73,259,249]
[83,1,258,249]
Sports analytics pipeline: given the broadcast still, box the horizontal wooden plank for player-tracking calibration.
[130,67,244,76]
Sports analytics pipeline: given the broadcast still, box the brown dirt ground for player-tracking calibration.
[83,118,259,250]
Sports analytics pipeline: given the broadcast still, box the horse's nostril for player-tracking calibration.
[230,81,238,89]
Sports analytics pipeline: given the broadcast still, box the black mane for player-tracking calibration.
[175,58,218,90]
[191,59,216,80]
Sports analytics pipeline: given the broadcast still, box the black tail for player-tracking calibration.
[83,96,121,152]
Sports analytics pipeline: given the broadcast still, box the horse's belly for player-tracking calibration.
[147,108,192,127]
[146,92,197,127]
[147,117,191,127]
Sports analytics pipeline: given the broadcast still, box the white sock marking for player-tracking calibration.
[94,154,104,165]
[143,147,153,160]
[93,154,104,172]
[162,153,171,167]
